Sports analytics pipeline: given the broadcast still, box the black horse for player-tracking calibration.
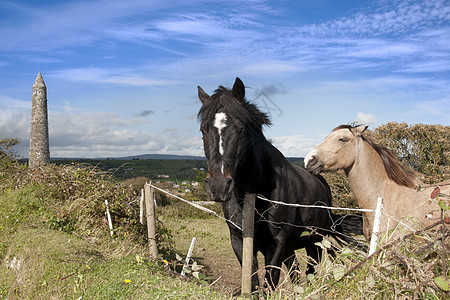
[197,77,361,291]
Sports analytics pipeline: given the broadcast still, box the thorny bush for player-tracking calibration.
[0,153,175,256]
[367,122,450,183]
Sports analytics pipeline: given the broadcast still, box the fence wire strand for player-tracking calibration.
[149,184,243,231]
[255,194,376,213]
[146,184,421,247]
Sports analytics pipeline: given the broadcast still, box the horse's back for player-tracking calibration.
[288,162,332,205]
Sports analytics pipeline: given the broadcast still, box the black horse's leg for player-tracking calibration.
[262,246,278,290]
[304,235,323,275]
[228,228,260,290]
[223,202,260,291]
[283,250,301,284]
[263,236,289,290]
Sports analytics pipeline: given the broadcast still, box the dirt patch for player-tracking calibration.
[160,217,242,295]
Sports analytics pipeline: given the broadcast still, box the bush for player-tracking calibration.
[366,122,450,183]
[322,171,358,209]
[0,137,19,158]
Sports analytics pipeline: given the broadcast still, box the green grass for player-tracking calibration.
[1,158,448,299]
[1,227,227,299]
[51,158,208,181]
[0,162,232,299]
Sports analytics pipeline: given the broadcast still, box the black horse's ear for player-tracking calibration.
[232,77,245,102]
[198,86,210,103]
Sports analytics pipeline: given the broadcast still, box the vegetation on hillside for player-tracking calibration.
[0,144,228,299]
[370,122,450,182]
[1,122,449,299]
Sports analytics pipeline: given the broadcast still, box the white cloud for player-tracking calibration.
[1,107,203,158]
[0,95,31,140]
[355,112,378,125]
[50,68,181,86]
[415,97,450,117]
[298,0,449,36]
[270,135,321,157]
[242,61,300,75]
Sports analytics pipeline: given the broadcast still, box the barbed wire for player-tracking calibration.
[254,194,376,213]
[254,194,434,236]
[149,183,243,231]
[147,184,370,245]
[146,183,436,252]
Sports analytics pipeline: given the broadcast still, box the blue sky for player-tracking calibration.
[0,0,449,158]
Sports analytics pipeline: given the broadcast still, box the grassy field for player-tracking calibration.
[0,161,233,299]
[1,158,449,299]
[50,157,304,182]
[51,158,209,181]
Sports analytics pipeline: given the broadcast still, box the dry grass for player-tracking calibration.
[1,151,448,299]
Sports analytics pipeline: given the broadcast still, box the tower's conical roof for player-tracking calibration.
[33,70,46,88]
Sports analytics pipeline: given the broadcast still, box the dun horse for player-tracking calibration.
[305,124,450,240]
[198,78,361,291]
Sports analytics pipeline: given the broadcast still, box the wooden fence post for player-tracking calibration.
[368,197,383,256]
[144,183,158,260]
[241,193,255,295]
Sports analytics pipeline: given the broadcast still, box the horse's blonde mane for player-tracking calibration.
[333,124,416,188]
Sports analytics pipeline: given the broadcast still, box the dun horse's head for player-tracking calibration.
[197,77,269,202]
[305,125,368,174]
[305,124,417,188]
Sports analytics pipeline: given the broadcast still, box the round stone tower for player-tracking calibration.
[29,70,50,168]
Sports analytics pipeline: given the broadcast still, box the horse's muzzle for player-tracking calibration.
[204,176,235,202]
[304,149,323,174]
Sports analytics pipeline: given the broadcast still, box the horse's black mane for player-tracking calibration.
[197,86,271,132]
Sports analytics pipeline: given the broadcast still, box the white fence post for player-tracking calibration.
[181,237,197,276]
[368,197,383,256]
[105,200,114,237]
[139,188,145,225]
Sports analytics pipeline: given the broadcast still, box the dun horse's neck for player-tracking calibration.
[344,139,447,236]
[345,141,397,210]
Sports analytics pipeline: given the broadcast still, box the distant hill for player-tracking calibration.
[107,154,206,160]
[43,154,304,180]
[50,154,206,161]
[51,154,303,163]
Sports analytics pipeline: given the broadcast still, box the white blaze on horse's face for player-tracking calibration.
[214,112,227,173]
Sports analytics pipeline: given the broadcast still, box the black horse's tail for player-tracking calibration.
[330,213,367,251]
[331,213,364,236]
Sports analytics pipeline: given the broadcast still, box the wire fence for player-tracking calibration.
[149,183,243,231]
[146,182,449,257]
[146,183,382,248]
[139,182,448,296]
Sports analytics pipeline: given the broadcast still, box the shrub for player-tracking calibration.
[367,122,450,183]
